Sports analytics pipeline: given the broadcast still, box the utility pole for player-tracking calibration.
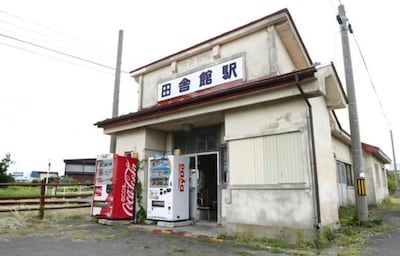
[390,130,400,195]
[110,29,124,153]
[337,4,368,221]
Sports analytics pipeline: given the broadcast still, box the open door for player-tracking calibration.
[197,154,217,221]
[188,154,218,222]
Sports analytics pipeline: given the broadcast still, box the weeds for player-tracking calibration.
[220,197,399,255]
[233,251,253,256]
[0,208,90,236]
[377,197,400,210]
[166,246,187,255]
[314,226,333,249]
[329,200,396,255]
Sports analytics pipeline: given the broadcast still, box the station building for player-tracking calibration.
[95,9,390,240]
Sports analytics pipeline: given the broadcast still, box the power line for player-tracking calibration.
[351,33,390,127]
[0,32,129,74]
[340,14,391,129]
[0,17,120,66]
[0,9,116,55]
[334,1,391,129]
[0,40,130,82]
[0,9,138,68]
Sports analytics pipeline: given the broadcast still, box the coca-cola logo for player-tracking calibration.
[121,160,137,217]
[178,163,185,192]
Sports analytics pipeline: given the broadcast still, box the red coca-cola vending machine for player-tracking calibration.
[91,153,138,220]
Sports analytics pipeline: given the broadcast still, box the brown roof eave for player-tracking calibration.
[95,67,316,129]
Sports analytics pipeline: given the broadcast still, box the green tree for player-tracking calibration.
[0,153,15,183]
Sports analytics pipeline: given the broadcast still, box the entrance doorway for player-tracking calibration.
[188,153,218,222]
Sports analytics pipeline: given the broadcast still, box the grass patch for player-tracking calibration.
[166,246,187,255]
[0,208,90,236]
[219,197,400,255]
[377,197,400,210]
[314,226,333,249]
[233,251,253,256]
[69,230,88,240]
[0,186,41,197]
[222,233,291,252]
[0,185,92,197]
[329,197,400,255]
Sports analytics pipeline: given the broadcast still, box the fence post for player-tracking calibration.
[39,180,46,219]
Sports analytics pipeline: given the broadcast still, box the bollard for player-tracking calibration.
[39,180,46,219]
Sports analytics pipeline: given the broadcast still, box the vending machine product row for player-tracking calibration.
[147,155,189,221]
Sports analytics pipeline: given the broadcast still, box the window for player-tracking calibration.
[345,163,354,186]
[382,167,387,187]
[229,132,305,185]
[374,163,382,186]
[336,161,353,186]
[173,126,219,154]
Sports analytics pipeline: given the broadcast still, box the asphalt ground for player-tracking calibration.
[0,217,286,256]
[361,209,400,256]
[1,208,400,255]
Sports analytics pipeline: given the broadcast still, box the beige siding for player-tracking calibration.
[230,131,305,185]
[277,132,304,183]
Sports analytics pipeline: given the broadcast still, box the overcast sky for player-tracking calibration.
[1,0,399,175]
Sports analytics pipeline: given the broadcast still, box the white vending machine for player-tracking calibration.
[147,155,189,221]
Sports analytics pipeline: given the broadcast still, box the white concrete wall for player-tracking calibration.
[223,98,318,239]
[225,99,308,140]
[332,137,351,164]
[116,128,146,158]
[226,188,315,240]
[309,97,339,226]
[138,26,296,109]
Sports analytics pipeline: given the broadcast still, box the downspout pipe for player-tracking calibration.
[295,74,321,227]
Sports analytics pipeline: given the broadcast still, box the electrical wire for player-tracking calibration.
[0,9,138,68]
[0,32,129,74]
[350,32,391,128]
[334,0,391,129]
[0,9,116,55]
[0,40,132,85]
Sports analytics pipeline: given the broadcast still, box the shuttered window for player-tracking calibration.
[229,131,306,185]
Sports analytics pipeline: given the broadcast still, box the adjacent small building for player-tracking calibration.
[63,158,96,183]
[95,8,390,241]
[30,170,59,181]
[331,114,390,206]
[11,172,29,182]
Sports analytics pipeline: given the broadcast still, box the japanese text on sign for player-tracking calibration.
[158,56,244,102]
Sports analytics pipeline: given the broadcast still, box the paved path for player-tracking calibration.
[362,209,400,256]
